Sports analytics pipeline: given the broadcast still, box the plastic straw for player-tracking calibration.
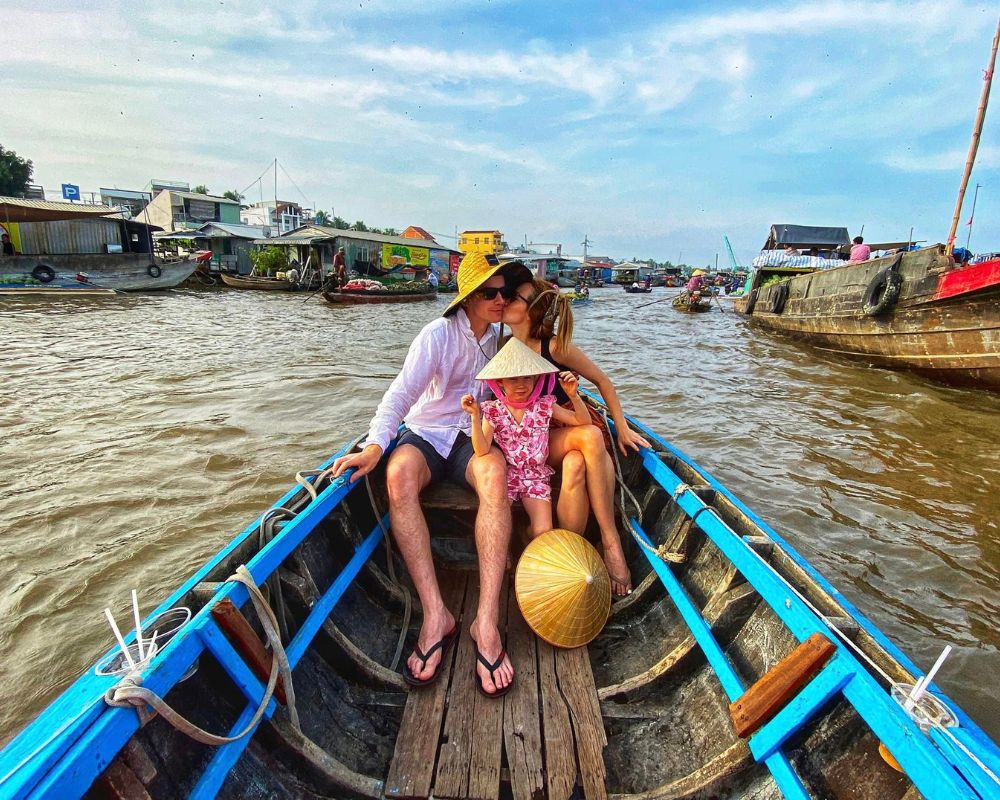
[906,645,953,709]
[104,608,136,670]
[130,590,144,661]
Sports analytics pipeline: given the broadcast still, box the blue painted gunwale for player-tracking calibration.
[617,410,999,798]
[0,437,376,800]
[622,410,999,752]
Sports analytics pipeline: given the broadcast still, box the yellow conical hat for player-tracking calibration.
[476,337,558,381]
[515,529,611,648]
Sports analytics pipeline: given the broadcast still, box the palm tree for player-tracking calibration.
[313,210,331,225]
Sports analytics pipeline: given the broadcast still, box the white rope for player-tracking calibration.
[105,566,299,744]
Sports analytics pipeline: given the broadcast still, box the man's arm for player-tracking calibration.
[331,324,442,481]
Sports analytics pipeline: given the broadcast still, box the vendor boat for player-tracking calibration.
[672,291,713,313]
[737,246,1000,391]
[1,397,997,800]
[623,285,652,294]
[323,289,437,305]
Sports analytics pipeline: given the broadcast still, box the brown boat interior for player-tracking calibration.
[86,438,921,800]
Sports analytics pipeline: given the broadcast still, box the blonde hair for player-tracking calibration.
[526,279,574,354]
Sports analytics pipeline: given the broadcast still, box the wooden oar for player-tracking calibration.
[635,292,678,309]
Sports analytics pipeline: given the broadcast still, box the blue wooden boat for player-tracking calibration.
[1,399,998,799]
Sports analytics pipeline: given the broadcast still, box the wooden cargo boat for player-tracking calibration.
[2,397,997,799]
[220,273,294,291]
[672,292,713,313]
[0,254,198,292]
[323,289,437,305]
[623,285,652,294]
[737,247,1000,390]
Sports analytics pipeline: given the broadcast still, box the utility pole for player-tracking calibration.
[581,234,592,267]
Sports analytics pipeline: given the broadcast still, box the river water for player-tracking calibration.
[1,287,998,748]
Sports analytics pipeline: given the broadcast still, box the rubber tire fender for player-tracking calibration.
[862,269,902,316]
[32,264,56,283]
[772,282,789,314]
[147,264,162,278]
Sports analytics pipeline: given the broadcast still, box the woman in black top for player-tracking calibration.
[502,278,649,595]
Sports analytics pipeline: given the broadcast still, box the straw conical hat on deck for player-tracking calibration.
[515,529,611,648]
[476,337,558,381]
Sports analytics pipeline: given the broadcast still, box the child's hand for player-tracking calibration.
[461,394,480,416]
[558,371,579,397]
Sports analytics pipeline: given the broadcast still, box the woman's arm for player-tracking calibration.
[551,341,651,454]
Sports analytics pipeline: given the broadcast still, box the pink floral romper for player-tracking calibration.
[481,395,556,502]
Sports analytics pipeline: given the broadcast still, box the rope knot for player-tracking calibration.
[673,483,691,499]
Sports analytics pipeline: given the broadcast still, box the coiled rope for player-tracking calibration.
[105,565,299,744]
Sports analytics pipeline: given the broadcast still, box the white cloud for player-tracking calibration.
[886,145,999,172]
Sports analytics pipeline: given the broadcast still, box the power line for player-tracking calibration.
[277,160,311,205]
[239,161,276,198]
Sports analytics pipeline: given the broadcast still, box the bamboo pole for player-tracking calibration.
[946,16,1000,257]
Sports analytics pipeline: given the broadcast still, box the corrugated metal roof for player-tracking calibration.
[166,191,240,205]
[0,197,125,223]
[198,222,267,239]
[296,225,451,250]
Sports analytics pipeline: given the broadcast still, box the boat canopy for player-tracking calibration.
[763,224,851,250]
[0,197,128,223]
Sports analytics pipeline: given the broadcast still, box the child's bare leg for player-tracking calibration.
[521,497,553,538]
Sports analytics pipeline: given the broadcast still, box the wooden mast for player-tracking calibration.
[946,16,1000,257]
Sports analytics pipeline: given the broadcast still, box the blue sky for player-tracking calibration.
[2,1,998,265]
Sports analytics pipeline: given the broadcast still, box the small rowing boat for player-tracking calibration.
[672,291,713,312]
[1,397,997,799]
[220,273,294,291]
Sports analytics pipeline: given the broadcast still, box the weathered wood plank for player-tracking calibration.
[93,758,152,800]
[384,573,468,799]
[729,631,836,738]
[538,639,577,800]
[433,580,482,798]
[210,598,287,705]
[502,593,544,800]
[555,646,607,799]
[466,580,510,800]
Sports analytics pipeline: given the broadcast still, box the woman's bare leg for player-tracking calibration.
[549,426,632,595]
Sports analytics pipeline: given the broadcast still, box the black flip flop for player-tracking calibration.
[402,625,458,687]
[475,646,514,698]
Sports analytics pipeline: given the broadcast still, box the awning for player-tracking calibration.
[155,231,205,240]
[0,197,128,223]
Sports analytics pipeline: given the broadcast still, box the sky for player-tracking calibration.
[2,0,998,265]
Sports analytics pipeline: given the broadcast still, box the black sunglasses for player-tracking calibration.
[475,285,516,301]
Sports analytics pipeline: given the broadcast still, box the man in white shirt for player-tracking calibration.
[332,253,528,696]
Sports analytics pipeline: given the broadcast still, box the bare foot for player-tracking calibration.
[406,608,457,682]
[469,618,514,695]
[603,541,632,597]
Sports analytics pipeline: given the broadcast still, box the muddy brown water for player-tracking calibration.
[1,287,997,748]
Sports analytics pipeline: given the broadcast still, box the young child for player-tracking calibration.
[461,338,591,537]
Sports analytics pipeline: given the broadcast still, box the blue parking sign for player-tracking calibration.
[61,183,81,201]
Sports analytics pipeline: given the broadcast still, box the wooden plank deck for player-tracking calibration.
[386,572,608,800]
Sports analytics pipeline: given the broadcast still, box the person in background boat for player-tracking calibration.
[643,275,652,290]
[462,339,591,538]
[1,233,15,256]
[331,252,526,696]
[686,269,707,293]
[782,243,800,258]
[631,281,640,289]
[502,278,651,596]
[849,236,871,263]
[427,269,439,290]
[332,246,347,287]
[286,264,300,288]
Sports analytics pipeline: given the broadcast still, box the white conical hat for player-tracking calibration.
[476,337,558,381]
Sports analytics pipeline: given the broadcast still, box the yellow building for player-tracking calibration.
[458,230,504,255]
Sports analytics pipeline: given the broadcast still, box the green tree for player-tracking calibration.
[332,215,349,229]
[313,210,331,225]
[382,227,399,237]
[222,190,243,202]
[192,184,209,195]
[249,245,289,276]
[351,220,369,232]
[0,145,33,197]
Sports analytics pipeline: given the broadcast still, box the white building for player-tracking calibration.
[241,200,310,235]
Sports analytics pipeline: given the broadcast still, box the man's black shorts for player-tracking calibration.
[396,429,475,489]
